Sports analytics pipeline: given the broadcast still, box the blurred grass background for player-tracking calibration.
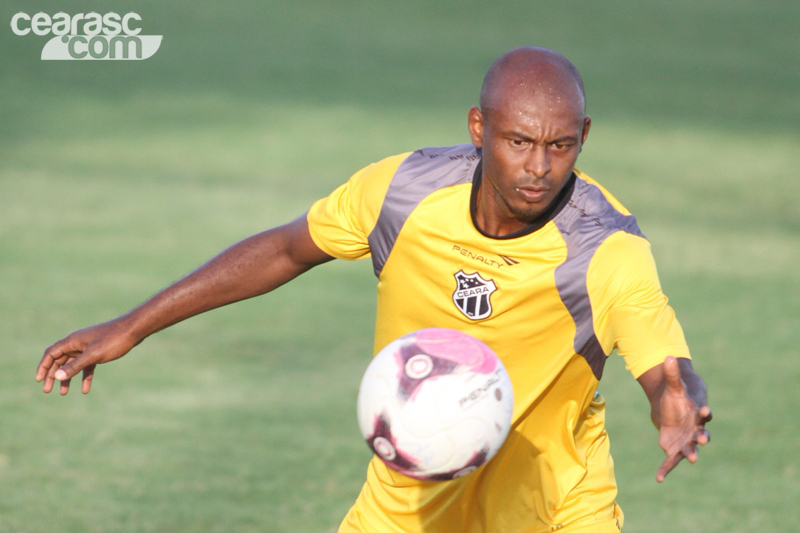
[1,0,798,531]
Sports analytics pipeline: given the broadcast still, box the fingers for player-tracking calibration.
[656,451,683,483]
[43,353,75,394]
[81,365,96,394]
[59,376,72,396]
[657,441,697,483]
[40,358,97,396]
[39,357,97,395]
[41,353,71,393]
[35,356,51,384]
[51,356,86,395]
[37,336,86,390]
[37,340,91,395]
[696,428,710,446]
[695,406,712,446]
[36,349,61,384]
[41,370,56,394]
[53,349,96,383]
[37,336,84,377]
[657,427,710,483]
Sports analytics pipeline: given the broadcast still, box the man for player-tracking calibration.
[37,47,711,532]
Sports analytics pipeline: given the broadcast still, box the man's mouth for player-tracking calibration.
[515,186,549,203]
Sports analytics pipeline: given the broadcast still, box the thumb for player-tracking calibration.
[54,353,93,381]
[662,356,684,392]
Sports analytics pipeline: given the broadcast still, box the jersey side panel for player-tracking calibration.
[367,145,480,276]
[552,175,644,380]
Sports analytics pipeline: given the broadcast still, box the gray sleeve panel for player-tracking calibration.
[367,145,481,277]
[553,178,645,380]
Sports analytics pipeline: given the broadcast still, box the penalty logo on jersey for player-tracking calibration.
[453,270,497,320]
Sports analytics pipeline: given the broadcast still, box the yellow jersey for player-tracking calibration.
[307,144,689,532]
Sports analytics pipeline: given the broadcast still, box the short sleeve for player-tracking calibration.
[588,231,690,379]
[307,152,410,261]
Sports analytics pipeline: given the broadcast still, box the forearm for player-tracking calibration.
[119,216,331,343]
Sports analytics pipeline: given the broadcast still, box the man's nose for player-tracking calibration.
[524,145,550,178]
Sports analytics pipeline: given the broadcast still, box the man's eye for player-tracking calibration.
[510,139,527,147]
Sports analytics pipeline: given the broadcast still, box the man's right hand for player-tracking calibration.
[36,319,138,395]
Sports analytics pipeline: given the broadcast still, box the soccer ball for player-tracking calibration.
[356,328,514,481]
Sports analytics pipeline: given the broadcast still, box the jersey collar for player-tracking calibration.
[469,159,577,240]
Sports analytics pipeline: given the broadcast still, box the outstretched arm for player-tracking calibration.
[36,214,333,395]
[637,356,712,483]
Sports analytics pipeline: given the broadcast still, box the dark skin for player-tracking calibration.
[37,46,710,483]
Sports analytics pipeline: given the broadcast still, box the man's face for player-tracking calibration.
[468,92,590,235]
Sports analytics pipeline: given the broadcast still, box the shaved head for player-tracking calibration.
[479,47,586,118]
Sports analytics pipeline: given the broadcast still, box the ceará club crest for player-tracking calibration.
[453,270,497,320]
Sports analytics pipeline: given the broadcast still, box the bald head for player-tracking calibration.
[479,47,586,118]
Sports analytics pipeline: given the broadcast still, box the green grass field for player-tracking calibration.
[2,1,799,531]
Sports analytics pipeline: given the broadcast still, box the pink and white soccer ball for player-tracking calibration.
[356,328,514,481]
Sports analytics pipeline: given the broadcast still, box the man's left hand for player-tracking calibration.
[654,356,712,482]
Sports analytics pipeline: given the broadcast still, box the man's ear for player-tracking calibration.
[580,116,592,146]
[468,106,484,149]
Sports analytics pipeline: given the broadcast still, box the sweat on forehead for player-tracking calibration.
[479,47,586,115]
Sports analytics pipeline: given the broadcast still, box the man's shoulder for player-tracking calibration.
[554,169,645,246]
[571,170,632,216]
[364,144,479,199]
[405,144,480,162]
[391,144,480,184]
[356,144,478,185]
